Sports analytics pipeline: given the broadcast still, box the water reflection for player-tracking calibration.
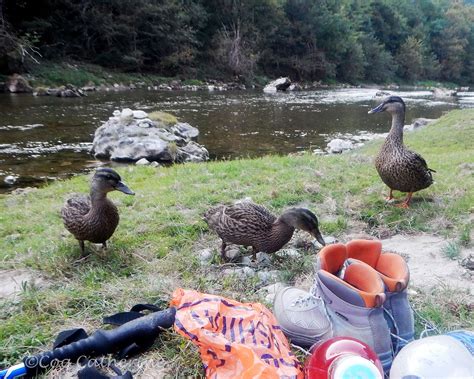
[0,88,471,192]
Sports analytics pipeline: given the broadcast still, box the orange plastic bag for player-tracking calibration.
[170,288,303,379]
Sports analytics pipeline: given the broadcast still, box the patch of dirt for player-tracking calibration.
[0,269,48,298]
[380,234,473,297]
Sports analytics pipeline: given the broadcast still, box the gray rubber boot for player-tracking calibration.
[313,262,393,373]
[345,240,415,354]
[383,288,414,353]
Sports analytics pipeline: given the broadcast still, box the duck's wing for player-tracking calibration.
[405,149,435,184]
[61,194,91,230]
[237,202,276,225]
[406,149,435,172]
[204,202,276,242]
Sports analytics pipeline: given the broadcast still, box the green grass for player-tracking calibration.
[0,109,473,375]
[442,241,462,260]
[28,62,174,88]
[148,111,178,126]
[181,79,203,86]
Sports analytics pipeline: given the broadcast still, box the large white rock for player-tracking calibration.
[327,138,354,154]
[432,88,456,98]
[4,175,17,185]
[135,158,150,165]
[91,109,209,163]
[263,77,291,93]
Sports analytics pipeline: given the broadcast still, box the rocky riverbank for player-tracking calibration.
[322,117,436,154]
[2,71,470,97]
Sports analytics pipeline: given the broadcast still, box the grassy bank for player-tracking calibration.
[23,61,467,90]
[0,109,473,375]
[28,62,177,88]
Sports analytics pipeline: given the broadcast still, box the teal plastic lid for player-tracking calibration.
[330,355,382,379]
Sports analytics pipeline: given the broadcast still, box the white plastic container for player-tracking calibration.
[390,330,474,379]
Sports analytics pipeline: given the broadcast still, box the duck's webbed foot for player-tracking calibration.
[385,189,394,202]
[396,192,413,208]
[248,247,259,267]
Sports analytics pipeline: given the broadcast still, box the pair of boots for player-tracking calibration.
[273,239,414,373]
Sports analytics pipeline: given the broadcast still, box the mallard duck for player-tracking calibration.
[61,168,134,255]
[369,96,435,208]
[204,201,325,262]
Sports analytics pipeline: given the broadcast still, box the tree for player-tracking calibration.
[396,36,423,80]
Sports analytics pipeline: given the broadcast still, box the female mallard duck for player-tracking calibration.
[61,168,134,255]
[204,201,325,262]
[369,96,435,208]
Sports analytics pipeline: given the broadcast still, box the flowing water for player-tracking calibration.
[0,87,472,192]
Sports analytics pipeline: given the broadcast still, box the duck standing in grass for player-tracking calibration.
[61,168,135,255]
[369,96,435,208]
[204,201,325,262]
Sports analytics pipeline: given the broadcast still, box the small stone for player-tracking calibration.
[323,236,337,245]
[113,110,121,117]
[256,252,272,266]
[4,175,17,185]
[135,158,150,165]
[133,110,148,119]
[276,249,300,259]
[257,270,281,284]
[198,248,214,265]
[150,161,160,167]
[240,256,253,266]
[224,246,241,261]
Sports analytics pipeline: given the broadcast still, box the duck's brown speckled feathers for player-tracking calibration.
[204,201,325,261]
[369,96,435,207]
[61,168,134,254]
[61,194,119,244]
[375,139,434,193]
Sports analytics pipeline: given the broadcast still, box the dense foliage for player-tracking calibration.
[1,0,473,84]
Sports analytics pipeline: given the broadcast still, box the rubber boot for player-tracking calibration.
[346,239,415,353]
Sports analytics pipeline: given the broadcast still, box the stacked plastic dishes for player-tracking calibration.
[305,336,384,379]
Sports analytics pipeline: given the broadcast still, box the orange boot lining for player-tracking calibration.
[319,262,385,308]
[346,239,382,268]
[319,243,347,274]
[375,253,409,292]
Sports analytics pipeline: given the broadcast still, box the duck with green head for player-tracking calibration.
[369,96,435,208]
[204,201,325,262]
[61,168,135,255]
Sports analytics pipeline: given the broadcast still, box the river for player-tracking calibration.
[0,87,472,192]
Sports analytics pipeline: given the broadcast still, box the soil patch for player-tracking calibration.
[0,269,48,298]
[380,234,473,296]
